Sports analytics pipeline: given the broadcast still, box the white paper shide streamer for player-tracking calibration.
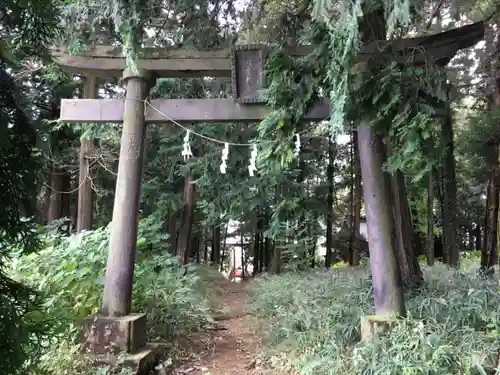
[248,143,258,176]
[220,143,229,174]
[179,126,261,178]
[181,130,193,160]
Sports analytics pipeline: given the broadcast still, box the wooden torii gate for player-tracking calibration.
[52,20,484,362]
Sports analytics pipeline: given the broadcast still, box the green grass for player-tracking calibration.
[248,264,500,375]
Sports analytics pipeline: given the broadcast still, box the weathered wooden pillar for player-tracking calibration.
[357,124,405,316]
[76,76,98,232]
[358,9,405,323]
[102,69,152,317]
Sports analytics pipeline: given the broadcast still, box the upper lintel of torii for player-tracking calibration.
[51,22,484,79]
[54,22,484,124]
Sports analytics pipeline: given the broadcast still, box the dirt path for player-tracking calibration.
[170,278,268,375]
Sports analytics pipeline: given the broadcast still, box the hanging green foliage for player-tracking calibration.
[110,0,144,72]
[258,0,447,181]
[351,56,447,180]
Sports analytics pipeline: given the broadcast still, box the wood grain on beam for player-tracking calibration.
[60,98,331,123]
[51,46,232,78]
[51,22,484,78]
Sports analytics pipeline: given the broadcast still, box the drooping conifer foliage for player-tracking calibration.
[0,1,61,372]
[0,66,45,374]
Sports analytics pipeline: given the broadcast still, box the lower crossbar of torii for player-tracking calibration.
[60,98,331,123]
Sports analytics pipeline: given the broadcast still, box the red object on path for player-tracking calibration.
[234,268,242,278]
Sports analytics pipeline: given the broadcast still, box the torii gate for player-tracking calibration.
[52,20,484,362]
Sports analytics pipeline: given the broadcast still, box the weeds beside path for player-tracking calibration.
[170,277,275,375]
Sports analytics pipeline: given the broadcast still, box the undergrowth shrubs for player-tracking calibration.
[249,265,500,375]
[9,217,213,374]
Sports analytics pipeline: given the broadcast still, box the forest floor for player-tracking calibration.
[169,277,278,375]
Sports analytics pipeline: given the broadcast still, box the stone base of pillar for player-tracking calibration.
[81,313,168,375]
[82,313,148,354]
[360,314,397,341]
[93,343,168,375]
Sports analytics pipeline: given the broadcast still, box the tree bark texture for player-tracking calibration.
[481,148,499,270]
[193,232,201,263]
[164,213,180,254]
[264,236,272,271]
[102,70,151,317]
[427,172,435,266]
[440,102,460,267]
[60,170,72,220]
[177,174,197,266]
[221,223,228,272]
[252,218,260,276]
[212,224,221,264]
[47,166,64,224]
[204,227,209,263]
[389,169,423,286]
[325,137,335,267]
[351,129,362,266]
[76,76,98,232]
[475,222,482,251]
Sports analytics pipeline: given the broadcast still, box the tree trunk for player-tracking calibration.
[165,213,179,254]
[220,223,228,272]
[42,186,51,224]
[257,216,265,274]
[440,101,460,267]
[357,124,405,316]
[204,227,209,263]
[193,232,201,263]
[347,135,355,264]
[297,161,308,269]
[475,222,482,251]
[264,235,271,271]
[481,151,499,271]
[212,224,221,265]
[76,76,98,232]
[427,171,435,266]
[483,22,500,270]
[240,228,246,279]
[325,137,335,267]
[177,174,197,266]
[411,204,425,260]
[252,218,260,276]
[61,170,72,220]
[351,129,362,266]
[308,222,316,268]
[385,142,422,286]
[393,171,423,286]
[71,190,78,233]
[47,165,63,224]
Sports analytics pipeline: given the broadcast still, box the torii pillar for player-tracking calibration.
[359,23,484,340]
[83,68,154,356]
[102,68,152,317]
